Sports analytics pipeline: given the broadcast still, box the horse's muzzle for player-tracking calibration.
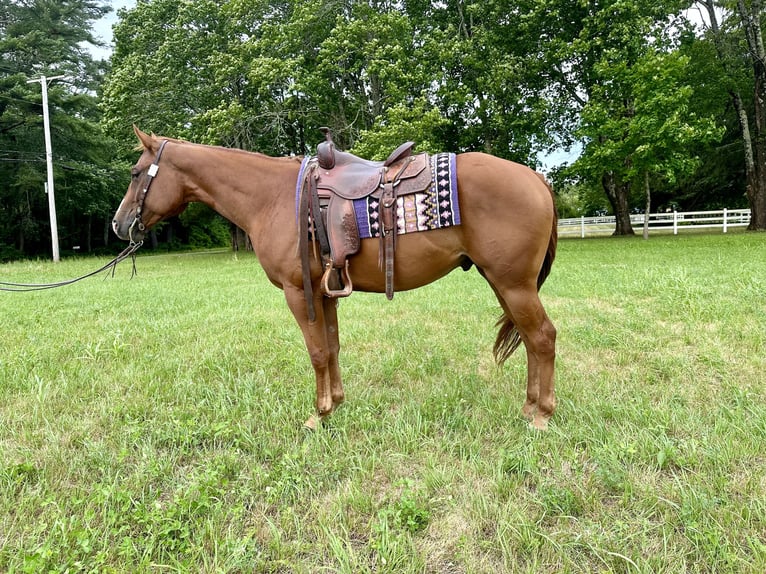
[112,217,128,241]
[112,215,143,242]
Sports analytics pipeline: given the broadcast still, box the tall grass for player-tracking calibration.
[1,232,765,573]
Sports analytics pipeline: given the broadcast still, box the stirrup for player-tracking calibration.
[321,261,353,298]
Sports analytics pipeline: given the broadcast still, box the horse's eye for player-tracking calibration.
[131,169,140,180]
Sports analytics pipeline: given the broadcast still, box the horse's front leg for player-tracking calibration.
[283,285,341,429]
[322,296,345,409]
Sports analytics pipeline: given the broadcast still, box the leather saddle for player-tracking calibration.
[299,128,432,320]
[315,127,420,198]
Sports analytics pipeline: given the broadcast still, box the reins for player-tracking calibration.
[0,241,144,292]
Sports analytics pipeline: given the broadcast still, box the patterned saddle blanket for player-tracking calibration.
[296,152,460,240]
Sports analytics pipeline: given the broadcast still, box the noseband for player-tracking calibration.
[129,139,169,243]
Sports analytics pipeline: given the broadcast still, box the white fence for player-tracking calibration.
[558,209,752,238]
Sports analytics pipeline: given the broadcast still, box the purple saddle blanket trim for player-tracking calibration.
[295,156,312,223]
[294,153,460,238]
[355,153,459,239]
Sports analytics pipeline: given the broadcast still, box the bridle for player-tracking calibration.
[129,139,169,243]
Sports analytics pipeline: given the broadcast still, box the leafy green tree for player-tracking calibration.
[103,0,549,163]
[1,0,120,259]
[400,0,552,164]
[352,97,450,158]
[100,0,741,242]
[666,18,746,211]
[233,0,442,154]
[103,0,235,141]
[509,0,700,233]
[576,48,722,236]
[694,0,766,229]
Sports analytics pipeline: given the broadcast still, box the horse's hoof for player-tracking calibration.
[303,414,320,431]
[521,402,537,421]
[530,414,550,431]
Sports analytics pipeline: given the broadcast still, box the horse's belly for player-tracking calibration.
[347,230,466,293]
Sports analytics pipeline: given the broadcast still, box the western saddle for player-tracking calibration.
[299,128,432,321]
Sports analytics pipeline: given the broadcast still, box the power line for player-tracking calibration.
[0,157,45,163]
[0,148,45,155]
[0,93,41,105]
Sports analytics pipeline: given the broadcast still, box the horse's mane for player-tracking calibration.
[136,133,303,163]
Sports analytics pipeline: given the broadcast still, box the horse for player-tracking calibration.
[113,126,558,430]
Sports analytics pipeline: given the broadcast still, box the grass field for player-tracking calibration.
[1,232,765,573]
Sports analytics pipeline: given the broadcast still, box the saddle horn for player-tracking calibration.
[317,127,335,169]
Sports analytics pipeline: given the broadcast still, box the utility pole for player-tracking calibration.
[27,74,65,263]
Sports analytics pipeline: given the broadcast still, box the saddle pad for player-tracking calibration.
[295,153,460,237]
[355,153,459,239]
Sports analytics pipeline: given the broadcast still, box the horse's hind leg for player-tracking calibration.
[485,276,557,430]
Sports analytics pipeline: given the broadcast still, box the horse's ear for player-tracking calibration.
[133,124,154,150]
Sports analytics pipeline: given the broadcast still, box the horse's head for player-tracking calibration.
[112,126,188,243]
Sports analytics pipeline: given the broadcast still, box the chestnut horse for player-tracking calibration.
[113,127,558,430]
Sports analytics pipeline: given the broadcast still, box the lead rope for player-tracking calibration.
[0,241,143,292]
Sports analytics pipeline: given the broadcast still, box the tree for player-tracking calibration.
[0,0,120,259]
[576,49,721,237]
[509,0,699,233]
[103,0,236,142]
[352,97,450,158]
[695,0,766,230]
[100,0,739,241]
[103,0,548,164]
[400,0,553,164]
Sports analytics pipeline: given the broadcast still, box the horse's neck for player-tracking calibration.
[179,145,299,234]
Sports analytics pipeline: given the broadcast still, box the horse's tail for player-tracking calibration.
[536,174,558,291]
[493,174,558,365]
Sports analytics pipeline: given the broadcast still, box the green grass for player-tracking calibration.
[1,232,765,573]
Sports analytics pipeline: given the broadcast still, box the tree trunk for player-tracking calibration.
[748,60,766,229]
[703,0,766,230]
[86,214,92,252]
[735,0,766,229]
[230,224,251,251]
[643,171,651,240]
[602,171,635,235]
[750,172,766,229]
[103,218,110,246]
[736,85,766,229]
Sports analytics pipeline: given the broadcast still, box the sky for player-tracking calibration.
[87,0,136,60]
